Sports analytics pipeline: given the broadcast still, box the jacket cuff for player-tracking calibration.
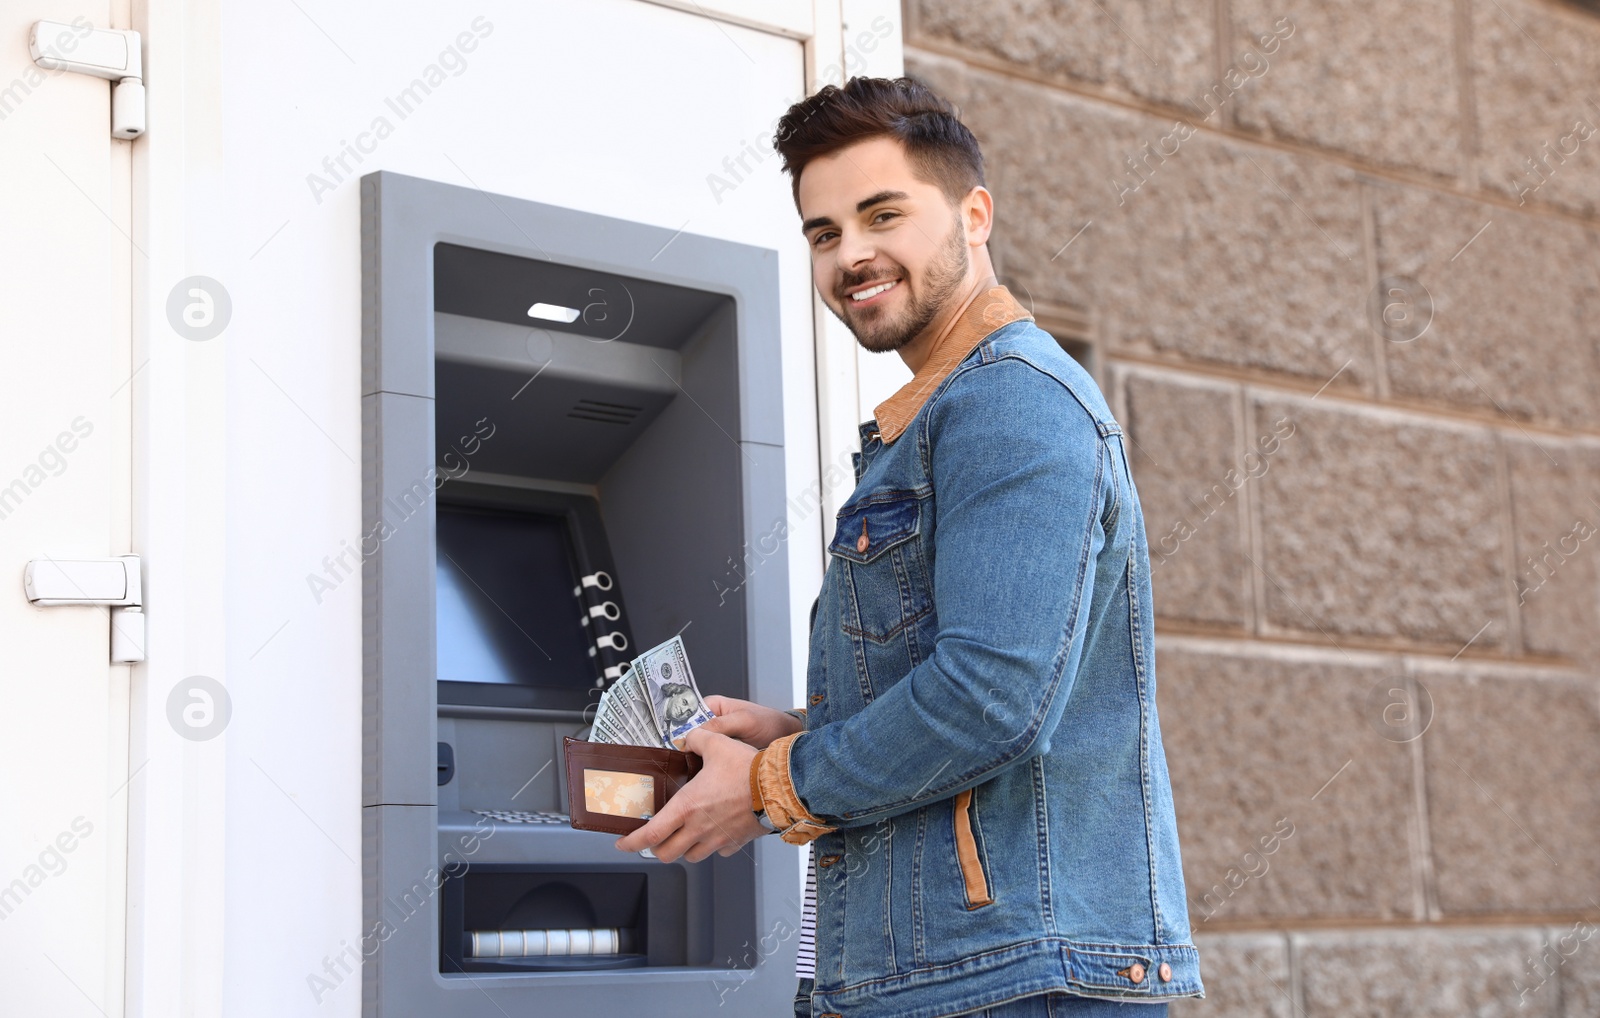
[748,750,765,813]
[752,732,837,846]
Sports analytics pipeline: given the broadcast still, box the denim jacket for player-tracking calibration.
[751,284,1205,1016]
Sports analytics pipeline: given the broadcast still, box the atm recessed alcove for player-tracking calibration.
[362,170,792,1016]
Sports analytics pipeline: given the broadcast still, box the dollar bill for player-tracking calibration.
[593,678,654,746]
[609,668,662,745]
[633,636,713,749]
[589,691,631,745]
[585,636,713,750]
[591,711,628,745]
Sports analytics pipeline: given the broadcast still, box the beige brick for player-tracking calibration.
[1121,369,1249,629]
[1553,920,1600,1018]
[1416,661,1600,915]
[1372,184,1600,432]
[1471,0,1600,218]
[1251,394,1510,649]
[902,49,973,119]
[1169,932,1293,1018]
[1297,928,1553,1017]
[1229,1,1462,178]
[1157,643,1420,924]
[906,0,1216,113]
[903,58,1374,391]
[1507,439,1600,662]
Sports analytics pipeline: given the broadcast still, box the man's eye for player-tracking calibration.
[872,211,899,224]
[811,231,837,247]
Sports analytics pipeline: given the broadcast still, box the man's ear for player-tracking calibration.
[961,185,995,246]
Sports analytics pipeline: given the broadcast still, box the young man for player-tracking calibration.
[615,76,1204,1017]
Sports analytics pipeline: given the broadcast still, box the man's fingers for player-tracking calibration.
[697,714,754,742]
[657,812,734,864]
[681,724,714,755]
[652,825,703,864]
[616,824,662,854]
[614,800,681,853]
[613,823,648,853]
[682,724,741,758]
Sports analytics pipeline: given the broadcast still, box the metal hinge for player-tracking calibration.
[24,555,146,662]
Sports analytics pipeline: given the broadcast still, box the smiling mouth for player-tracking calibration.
[848,279,899,304]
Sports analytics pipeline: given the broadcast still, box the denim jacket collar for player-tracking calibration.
[868,276,1034,446]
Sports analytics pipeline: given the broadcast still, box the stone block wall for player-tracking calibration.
[902,0,1600,1012]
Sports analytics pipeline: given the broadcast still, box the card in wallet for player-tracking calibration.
[563,735,704,835]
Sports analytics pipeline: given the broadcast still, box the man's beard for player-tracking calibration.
[835,215,970,354]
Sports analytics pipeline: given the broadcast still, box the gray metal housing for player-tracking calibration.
[360,170,795,1016]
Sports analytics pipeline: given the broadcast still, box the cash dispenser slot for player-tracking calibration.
[363,171,791,1017]
[437,865,688,973]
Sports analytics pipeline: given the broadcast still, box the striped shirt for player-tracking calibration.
[795,845,816,978]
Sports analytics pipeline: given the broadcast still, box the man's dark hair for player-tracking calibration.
[773,76,986,214]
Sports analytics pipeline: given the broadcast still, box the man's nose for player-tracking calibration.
[833,229,878,280]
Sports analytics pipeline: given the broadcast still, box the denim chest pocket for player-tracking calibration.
[828,490,934,644]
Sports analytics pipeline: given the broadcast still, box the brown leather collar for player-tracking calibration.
[870,279,1034,445]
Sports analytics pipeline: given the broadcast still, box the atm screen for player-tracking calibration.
[435,504,597,693]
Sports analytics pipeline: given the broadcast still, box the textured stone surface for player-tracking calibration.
[1157,642,1420,924]
[1120,369,1249,630]
[905,54,1374,392]
[1372,184,1600,432]
[1169,933,1293,1018]
[903,0,1600,964]
[1229,0,1462,178]
[907,0,1216,114]
[1554,920,1600,1017]
[1507,438,1600,662]
[1297,928,1553,1017]
[1471,0,1600,219]
[1251,394,1509,649]
[1416,661,1600,916]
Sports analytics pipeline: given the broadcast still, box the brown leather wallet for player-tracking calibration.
[563,735,704,835]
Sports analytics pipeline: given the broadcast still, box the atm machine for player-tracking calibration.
[360,171,795,1016]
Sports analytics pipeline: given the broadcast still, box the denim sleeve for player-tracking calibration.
[786,356,1113,828]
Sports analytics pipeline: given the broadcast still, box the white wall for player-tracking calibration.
[0,2,131,1015]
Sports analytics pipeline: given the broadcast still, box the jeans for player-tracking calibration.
[793,978,1170,1018]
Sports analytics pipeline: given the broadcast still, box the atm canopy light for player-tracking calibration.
[528,302,581,323]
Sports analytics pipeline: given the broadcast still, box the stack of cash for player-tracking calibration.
[587,635,714,751]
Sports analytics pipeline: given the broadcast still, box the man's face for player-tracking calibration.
[798,136,977,353]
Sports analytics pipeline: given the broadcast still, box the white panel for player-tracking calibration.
[0,1,130,1015]
[122,0,230,1011]
[639,0,813,38]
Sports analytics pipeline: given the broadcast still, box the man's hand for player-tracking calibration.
[612,725,768,863]
[698,694,803,751]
